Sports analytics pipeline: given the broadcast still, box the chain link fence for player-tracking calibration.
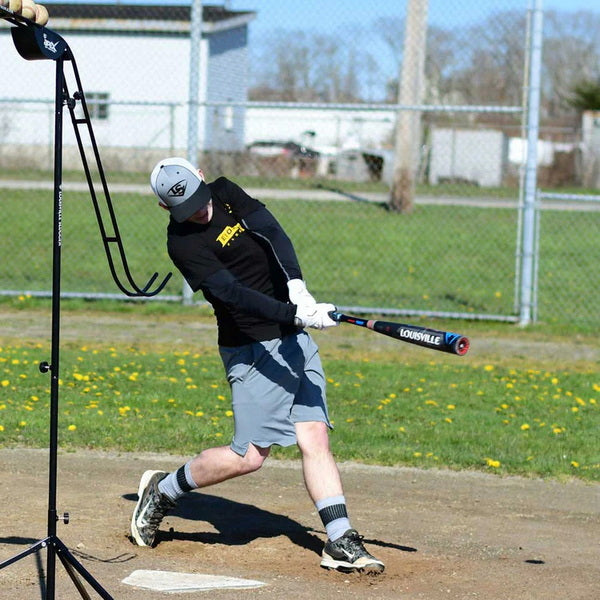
[1,1,599,328]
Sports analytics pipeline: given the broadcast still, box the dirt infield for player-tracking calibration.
[0,308,599,599]
[0,448,598,600]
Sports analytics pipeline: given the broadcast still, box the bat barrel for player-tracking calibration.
[329,311,470,356]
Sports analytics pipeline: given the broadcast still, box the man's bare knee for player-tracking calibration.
[240,444,270,474]
[296,421,331,455]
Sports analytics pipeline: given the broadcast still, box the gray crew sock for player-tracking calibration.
[316,495,351,542]
[158,461,197,501]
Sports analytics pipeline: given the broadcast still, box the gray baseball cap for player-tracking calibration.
[150,157,211,222]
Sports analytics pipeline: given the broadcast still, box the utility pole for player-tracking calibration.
[389,0,429,213]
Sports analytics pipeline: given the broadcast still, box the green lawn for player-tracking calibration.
[0,325,598,481]
[2,187,597,329]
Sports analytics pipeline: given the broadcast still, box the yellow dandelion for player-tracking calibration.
[1,380,10,387]
[520,423,530,431]
[195,411,204,417]
[0,425,4,432]
[68,425,76,431]
[484,365,494,371]
[570,461,579,468]
[485,458,501,468]
[447,404,455,410]
[225,410,233,417]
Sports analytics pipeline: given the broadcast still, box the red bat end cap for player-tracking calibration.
[456,337,470,356]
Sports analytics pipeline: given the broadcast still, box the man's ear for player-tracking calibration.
[158,202,169,211]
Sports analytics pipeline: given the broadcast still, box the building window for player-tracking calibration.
[86,92,110,120]
[224,105,234,131]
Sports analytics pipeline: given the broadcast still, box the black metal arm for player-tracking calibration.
[4,10,173,297]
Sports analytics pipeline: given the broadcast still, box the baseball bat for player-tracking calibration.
[328,311,470,356]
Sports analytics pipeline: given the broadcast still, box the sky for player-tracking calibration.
[227,0,597,32]
[42,0,599,101]
[42,1,599,39]
[44,0,599,28]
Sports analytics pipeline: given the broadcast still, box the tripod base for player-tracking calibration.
[0,535,114,600]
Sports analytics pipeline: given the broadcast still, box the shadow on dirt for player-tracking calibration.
[123,492,417,555]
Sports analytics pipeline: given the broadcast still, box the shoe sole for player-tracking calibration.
[320,554,385,573]
[130,469,164,547]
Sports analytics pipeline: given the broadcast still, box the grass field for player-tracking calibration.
[0,177,597,481]
[0,303,598,482]
[1,187,597,329]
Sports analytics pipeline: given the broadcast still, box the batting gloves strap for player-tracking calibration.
[287,278,316,308]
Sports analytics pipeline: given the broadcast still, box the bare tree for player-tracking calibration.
[249,29,368,102]
[446,11,527,107]
[543,10,600,117]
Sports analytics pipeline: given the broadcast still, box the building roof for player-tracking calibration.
[42,3,255,33]
[47,3,252,22]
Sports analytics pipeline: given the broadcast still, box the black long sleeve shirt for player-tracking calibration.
[166,177,301,346]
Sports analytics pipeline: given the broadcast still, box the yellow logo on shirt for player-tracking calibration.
[217,222,245,247]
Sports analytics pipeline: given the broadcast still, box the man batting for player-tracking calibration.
[130,157,384,574]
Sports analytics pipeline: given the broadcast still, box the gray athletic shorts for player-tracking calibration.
[219,330,332,456]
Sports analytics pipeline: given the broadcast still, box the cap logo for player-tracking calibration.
[167,179,187,197]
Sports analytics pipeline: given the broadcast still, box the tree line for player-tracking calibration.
[249,9,600,126]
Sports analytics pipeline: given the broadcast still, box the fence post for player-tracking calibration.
[519,0,544,326]
[183,0,203,305]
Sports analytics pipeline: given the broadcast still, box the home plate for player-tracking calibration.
[122,569,266,593]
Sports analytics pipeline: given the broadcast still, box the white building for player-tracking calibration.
[0,3,255,169]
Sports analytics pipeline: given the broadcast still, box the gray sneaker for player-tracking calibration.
[130,470,175,547]
[320,529,385,573]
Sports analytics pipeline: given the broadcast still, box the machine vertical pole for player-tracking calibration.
[45,51,67,600]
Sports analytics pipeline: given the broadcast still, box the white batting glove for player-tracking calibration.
[287,278,316,308]
[294,303,339,330]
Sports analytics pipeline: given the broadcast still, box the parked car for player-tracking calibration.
[247,140,320,159]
